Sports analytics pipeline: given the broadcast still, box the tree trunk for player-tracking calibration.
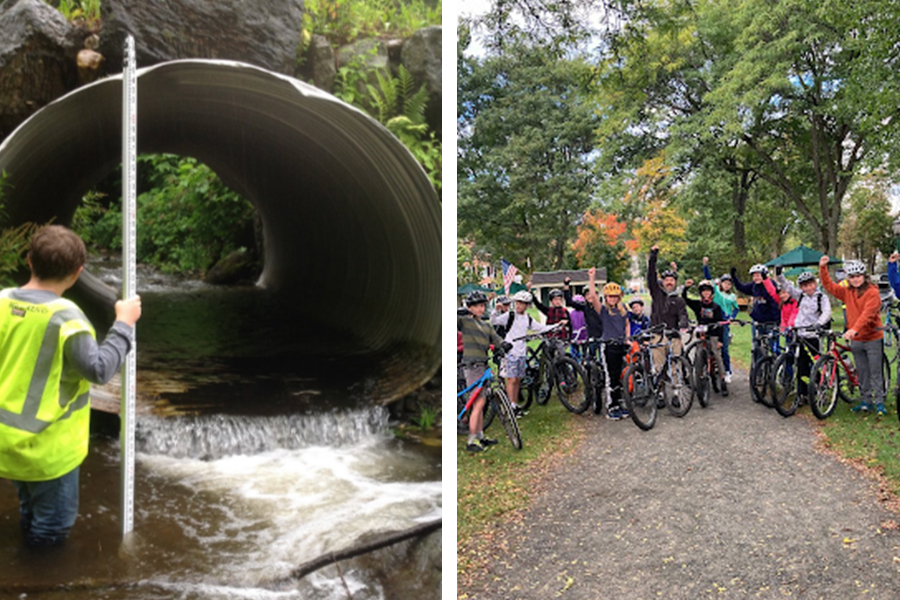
[730,170,751,255]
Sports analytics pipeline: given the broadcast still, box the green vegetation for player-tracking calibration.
[412,403,438,430]
[0,173,41,287]
[303,0,441,46]
[457,399,585,579]
[45,0,101,27]
[74,155,256,275]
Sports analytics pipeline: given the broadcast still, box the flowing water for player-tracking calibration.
[0,266,442,599]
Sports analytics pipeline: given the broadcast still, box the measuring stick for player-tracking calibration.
[120,34,137,538]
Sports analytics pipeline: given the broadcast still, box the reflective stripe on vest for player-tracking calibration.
[0,289,95,481]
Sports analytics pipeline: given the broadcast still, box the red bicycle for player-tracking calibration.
[808,329,890,419]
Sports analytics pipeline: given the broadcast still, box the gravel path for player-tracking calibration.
[460,373,900,599]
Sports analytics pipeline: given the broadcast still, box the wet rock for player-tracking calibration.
[204,248,259,285]
[401,26,441,136]
[98,0,305,74]
[77,48,104,85]
[0,0,80,139]
[296,34,335,93]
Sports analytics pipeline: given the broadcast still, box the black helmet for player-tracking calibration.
[549,288,565,299]
[496,295,511,305]
[661,270,677,280]
[465,290,487,306]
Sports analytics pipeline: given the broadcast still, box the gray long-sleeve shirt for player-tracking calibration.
[10,289,133,385]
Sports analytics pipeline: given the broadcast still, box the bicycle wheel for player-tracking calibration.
[665,355,694,417]
[810,354,839,419]
[622,363,656,430]
[491,387,523,449]
[772,353,799,417]
[536,355,552,405]
[482,390,497,430]
[885,326,900,366]
[750,356,775,407]
[683,340,699,369]
[554,356,591,414]
[694,347,710,409]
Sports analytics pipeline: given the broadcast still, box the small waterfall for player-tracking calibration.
[136,407,391,459]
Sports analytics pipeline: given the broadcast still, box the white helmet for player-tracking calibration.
[749,264,768,276]
[844,260,866,276]
[797,271,816,285]
[512,290,533,304]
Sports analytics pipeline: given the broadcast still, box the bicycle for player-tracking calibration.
[621,325,694,430]
[688,320,748,408]
[516,328,591,414]
[571,337,632,416]
[456,353,522,449]
[771,324,827,417]
[748,323,783,408]
[881,298,900,366]
[808,329,890,420]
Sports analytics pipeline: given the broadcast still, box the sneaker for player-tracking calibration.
[721,381,729,397]
[724,372,733,384]
[851,402,872,413]
[479,437,499,447]
[513,405,527,418]
[876,403,887,416]
[466,442,484,453]
[607,407,629,421]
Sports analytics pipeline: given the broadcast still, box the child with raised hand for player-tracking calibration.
[819,255,885,415]
[682,278,729,396]
[775,269,832,403]
[730,263,781,354]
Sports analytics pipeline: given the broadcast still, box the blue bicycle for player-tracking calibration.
[457,355,522,450]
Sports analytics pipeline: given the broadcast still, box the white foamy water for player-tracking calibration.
[121,408,441,598]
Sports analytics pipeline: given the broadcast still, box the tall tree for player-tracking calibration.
[458,34,598,270]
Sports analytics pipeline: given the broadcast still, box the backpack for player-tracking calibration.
[496,311,533,339]
[800,291,832,330]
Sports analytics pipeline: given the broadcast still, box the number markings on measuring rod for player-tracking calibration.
[120,34,138,538]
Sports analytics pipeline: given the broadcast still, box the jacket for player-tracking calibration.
[819,266,883,342]
[647,249,689,330]
[731,270,780,324]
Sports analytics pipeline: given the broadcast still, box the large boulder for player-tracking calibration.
[0,0,80,140]
[296,33,335,93]
[401,26,441,137]
[98,0,305,74]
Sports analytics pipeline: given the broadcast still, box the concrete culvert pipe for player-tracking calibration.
[0,60,441,401]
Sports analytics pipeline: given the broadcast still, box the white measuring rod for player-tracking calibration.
[120,34,137,538]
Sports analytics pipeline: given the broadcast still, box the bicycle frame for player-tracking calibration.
[457,365,492,420]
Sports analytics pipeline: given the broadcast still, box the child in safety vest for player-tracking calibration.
[0,225,142,547]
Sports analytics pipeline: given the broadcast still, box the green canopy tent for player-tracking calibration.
[766,244,842,267]
[456,283,494,295]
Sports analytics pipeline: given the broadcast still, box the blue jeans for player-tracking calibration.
[721,324,732,374]
[11,466,80,546]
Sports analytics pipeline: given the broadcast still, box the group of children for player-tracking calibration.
[459,245,893,453]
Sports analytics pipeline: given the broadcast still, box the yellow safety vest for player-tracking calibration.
[0,289,96,481]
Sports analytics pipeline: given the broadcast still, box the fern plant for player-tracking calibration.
[0,173,41,287]
[368,66,441,194]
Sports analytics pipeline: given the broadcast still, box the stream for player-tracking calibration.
[0,262,442,599]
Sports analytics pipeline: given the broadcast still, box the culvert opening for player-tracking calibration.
[0,60,441,405]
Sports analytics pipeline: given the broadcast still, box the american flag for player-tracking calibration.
[501,258,518,295]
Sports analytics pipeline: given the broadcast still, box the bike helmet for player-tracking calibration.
[797,271,817,285]
[512,290,533,304]
[660,270,678,280]
[549,288,565,300]
[698,279,715,293]
[465,290,487,306]
[844,260,866,276]
[628,297,644,307]
[749,263,768,276]
[602,282,623,296]
[496,295,511,305]
[720,273,732,282]
[572,294,586,304]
